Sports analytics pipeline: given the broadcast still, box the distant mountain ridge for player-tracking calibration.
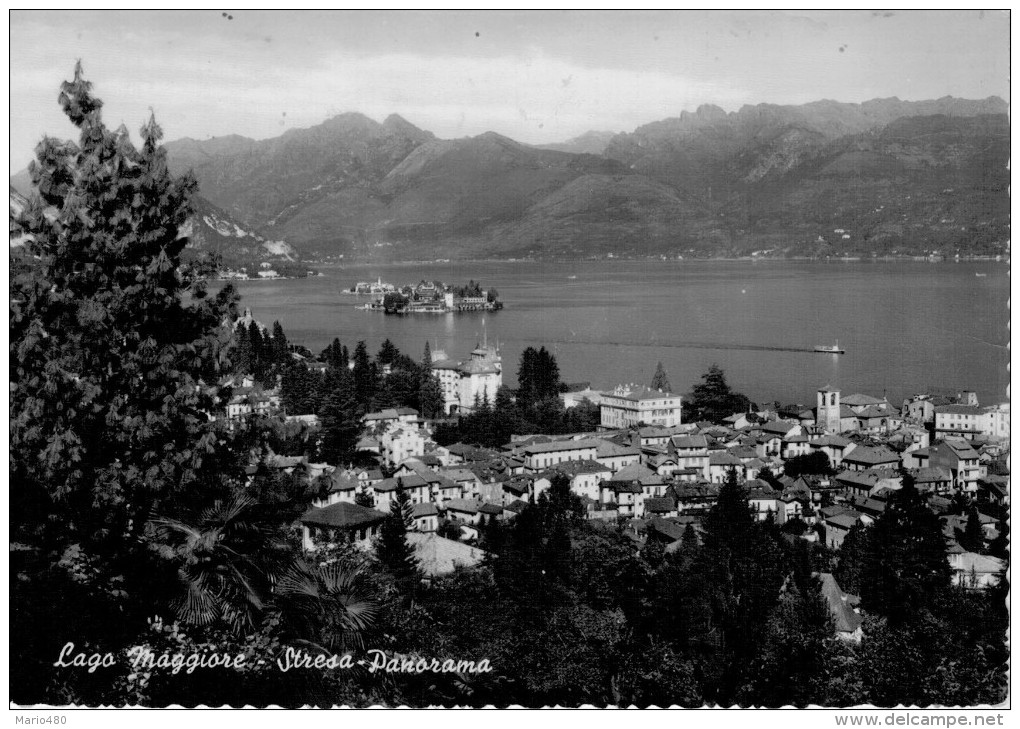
[12,95,1009,260]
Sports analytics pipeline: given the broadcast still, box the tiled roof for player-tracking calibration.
[440,467,480,483]
[762,420,796,435]
[709,451,743,466]
[374,474,429,492]
[842,445,899,465]
[935,404,984,416]
[647,517,686,541]
[607,463,663,484]
[505,499,529,513]
[909,467,952,483]
[842,394,886,407]
[301,502,388,529]
[645,497,677,513]
[553,458,612,476]
[605,385,680,401]
[326,473,359,492]
[523,438,600,455]
[671,434,708,449]
[445,498,481,514]
[596,439,642,457]
[817,573,863,634]
[811,434,853,448]
[857,405,894,419]
[826,513,862,530]
[405,533,486,576]
[411,502,439,517]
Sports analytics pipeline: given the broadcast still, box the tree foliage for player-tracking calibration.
[650,361,672,392]
[687,364,751,423]
[859,474,951,624]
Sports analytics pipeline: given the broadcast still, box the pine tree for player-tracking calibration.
[317,369,360,465]
[703,467,754,554]
[681,523,700,555]
[322,337,346,370]
[833,522,870,596]
[10,63,279,702]
[860,473,951,623]
[11,61,244,561]
[377,338,400,366]
[281,362,315,415]
[959,505,985,553]
[417,350,444,420]
[536,346,561,400]
[376,490,419,584]
[271,320,289,365]
[517,347,538,406]
[689,364,751,423]
[352,340,376,408]
[650,361,672,392]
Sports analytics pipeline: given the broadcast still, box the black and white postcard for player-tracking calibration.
[8,9,1010,712]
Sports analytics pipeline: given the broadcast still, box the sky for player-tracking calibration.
[8,10,1010,174]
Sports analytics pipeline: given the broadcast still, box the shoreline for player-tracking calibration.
[305,256,1009,269]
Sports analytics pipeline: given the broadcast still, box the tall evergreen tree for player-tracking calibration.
[271,320,289,364]
[833,522,870,596]
[9,63,280,703]
[688,364,751,423]
[517,346,539,406]
[352,340,376,408]
[959,505,985,553]
[376,489,419,584]
[650,361,672,392]
[317,369,360,465]
[860,473,951,624]
[418,348,444,420]
[377,338,400,366]
[322,337,347,370]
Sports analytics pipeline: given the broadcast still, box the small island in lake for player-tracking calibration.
[345,278,503,314]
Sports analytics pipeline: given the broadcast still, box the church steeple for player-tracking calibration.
[817,385,842,433]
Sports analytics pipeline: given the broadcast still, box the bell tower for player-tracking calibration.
[817,385,842,433]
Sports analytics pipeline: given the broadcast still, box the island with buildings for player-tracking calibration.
[345,278,502,314]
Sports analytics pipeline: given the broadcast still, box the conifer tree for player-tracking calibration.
[650,361,672,392]
[959,505,985,553]
[860,473,951,623]
[10,63,283,702]
[352,340,376,407]
[833,522,870,596]
[317,368,360,465]
[11,61,244,563]
[271,320,289,364]
[689,364,751,423]
[377,338,400,366]
[418,345,444,420]
[376,489,419,584]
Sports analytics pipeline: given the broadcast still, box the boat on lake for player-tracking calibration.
[814,340,845,354]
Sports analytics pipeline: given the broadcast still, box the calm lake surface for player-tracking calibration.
[227,260,1009,408]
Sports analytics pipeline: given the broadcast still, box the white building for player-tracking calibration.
[981,404,1010,441]
[599,384,683,429]
[431,345,503,415]
[380,427,426,467]
[934,404,985,440]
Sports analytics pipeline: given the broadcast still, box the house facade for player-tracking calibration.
[599,384,683,429]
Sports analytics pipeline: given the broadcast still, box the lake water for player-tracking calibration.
[226,260,1009,408]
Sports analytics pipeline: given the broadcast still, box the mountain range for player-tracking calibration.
[11,96,1009,261]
